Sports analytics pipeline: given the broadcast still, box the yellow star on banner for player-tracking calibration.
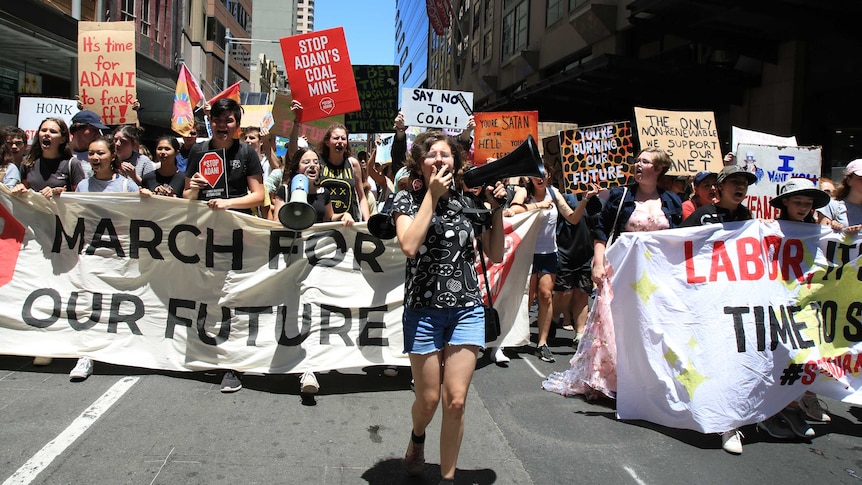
[644,248,654,261]
[688,336,698,350]
[632,271,660,304]
[664,348,680,366]
[676,362,707,398]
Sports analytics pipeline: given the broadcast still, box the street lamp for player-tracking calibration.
[223,29,280,91]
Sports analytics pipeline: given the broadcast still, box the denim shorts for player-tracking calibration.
[402,306,486,354]
[531,252,558,275]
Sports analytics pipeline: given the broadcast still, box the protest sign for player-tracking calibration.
[401,87,473,130]
[270,93,343,146]
[0,189,537,372]
[633,107,721,175]
[473,111,539,164]
[198,149,229,200]
[78,21,137,125]
[559,121,633,193]
[608,221,862,433]
[731,126,797,153]
[240,104,275,130]
[17,97,79,143]
[280,27,360,122]
[538,122,578,184]
[345,65,399,134]
[735,143,822,219]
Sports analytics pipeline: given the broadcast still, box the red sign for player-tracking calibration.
[426,0,449,36]
[0,204,26,288]
[280,27,361,123]
[200,151,225,188]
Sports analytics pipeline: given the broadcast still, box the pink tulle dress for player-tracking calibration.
[542,199,668,400]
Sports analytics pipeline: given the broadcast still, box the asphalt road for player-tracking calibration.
[1,325,861,485]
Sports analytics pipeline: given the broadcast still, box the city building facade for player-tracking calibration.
[395,0,430,94]
[249,0,299,96]
[434,0,861,171]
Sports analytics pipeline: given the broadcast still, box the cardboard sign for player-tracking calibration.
[199,149,228,200]
[560,121,634,193]
[401,87,473,130]
[77,22,137,125]
[633,107,721,176]
[280,27,361,123]
[731,126,797,154]
[735,143,822,219]
[16,97,80,143]
[241,105,275,130]
[473,111,539,164]
[344,65,399,134]
[269,93,344,147]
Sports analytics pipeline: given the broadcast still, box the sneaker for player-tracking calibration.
[220,370,243,393]
[798,394,831,422]
[33,356,52,366]
[757,416,794,439]
[69,357,93,380]
[383,366,399,377]
[536,344,555,363]
[300,371,319,394]
[494,347,510,364]
[779,407,815,438]
[721,428,743,454]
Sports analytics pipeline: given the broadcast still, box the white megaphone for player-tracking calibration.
[278,174,317,230]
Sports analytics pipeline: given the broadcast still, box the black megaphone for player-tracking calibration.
[367,192,397,239]
[462,134,545,188]
[278,174,317,230]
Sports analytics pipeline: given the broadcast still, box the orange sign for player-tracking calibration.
[473,111,539,165]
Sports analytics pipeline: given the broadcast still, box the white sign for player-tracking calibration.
[401,87,473,130]
[609,221,862,434]
[0,189,536,373]
[16,97,80,145]
[735,144,822,219]
[731,126,797,154]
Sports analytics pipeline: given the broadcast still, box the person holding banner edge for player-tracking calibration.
[392,130,505,484]
[183,98,265,392]
[544,148,681,401]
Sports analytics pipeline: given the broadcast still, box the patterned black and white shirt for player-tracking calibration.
[393,189,484,310]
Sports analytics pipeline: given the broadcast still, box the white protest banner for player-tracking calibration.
[608,221,862,434]
[735,144,822,219]
[0,189,535,373]
[633,107,722,176]
[732,126,797,154]
[17,97,80,143]
[401,87,473,130]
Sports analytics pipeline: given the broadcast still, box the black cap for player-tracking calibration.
[70,110,109,130]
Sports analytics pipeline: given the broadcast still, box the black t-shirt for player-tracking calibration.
[680,203,752,227]
[393,189,484,310]
[185,139,263,201]
[556,194,601,268]
[141,170,187,198]
[21,157,85,191]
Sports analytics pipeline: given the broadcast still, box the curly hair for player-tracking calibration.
[636,147,673,176]
[319,123,352,162]
[24,118,72,168]
[404,130,466,189]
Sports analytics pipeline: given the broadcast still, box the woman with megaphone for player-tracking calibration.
[271,146,335,229]
[392,130,506,484]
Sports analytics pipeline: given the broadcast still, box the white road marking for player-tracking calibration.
[624,465,648,485]
[522,355,548,379]
[2,376,140,485]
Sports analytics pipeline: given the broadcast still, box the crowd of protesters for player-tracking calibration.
[4,96,862,483]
